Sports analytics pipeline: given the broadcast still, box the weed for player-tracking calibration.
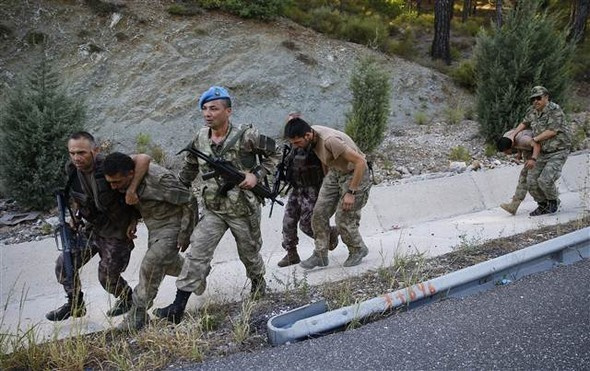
[231,299,255,343]
[444,106,465,125]
[414,111,429,125]
[484,143,497,157]
[448,145,471,162]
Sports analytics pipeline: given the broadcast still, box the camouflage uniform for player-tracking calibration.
[522,102,571,203]
[55,154,138,300]
[130,163,194,310]
[310,126,372,259]
[282,146,334,250]
[175,123,278,294]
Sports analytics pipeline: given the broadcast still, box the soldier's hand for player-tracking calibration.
[126,221,138,240]
[126,189,139,205]
[239,172,258,190]
[525,159,537,169]
[342,193,355,211]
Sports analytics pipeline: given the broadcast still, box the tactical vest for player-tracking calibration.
[195,124,259,215]
[286,146,324,188]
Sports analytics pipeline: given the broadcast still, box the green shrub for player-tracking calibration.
[383,27,416,58]
[306,6,343,35]
[484,143,497,157]
[448,145,471,161]
[474,2,574,142]
[337,14,388,47]
[414,111,428,125]
[444,106,464,125]
[135,132,167,165]
[167,4,203,16]
[449,59,476,92]
[136,132,151,154]
[0,59,85,210]
[196,0,284,20]
[344,57,391,155]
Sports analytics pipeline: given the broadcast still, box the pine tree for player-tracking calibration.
[474,1,574,142]
[0,58,85,210]
[344,57,391,155]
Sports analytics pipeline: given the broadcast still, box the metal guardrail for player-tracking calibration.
[267,227,590,346]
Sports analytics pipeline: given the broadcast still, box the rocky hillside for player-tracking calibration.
[0,0,472,156]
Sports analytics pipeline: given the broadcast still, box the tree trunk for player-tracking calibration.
[462,0,471,22]
[496,0,503,27]
[568,0,589,43]
[431,0,453,65]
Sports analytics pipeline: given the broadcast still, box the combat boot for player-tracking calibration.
[277,249,300,267]
[546,199,560,213]
[343,246,369,267]
[117,306,149,332]
[328,227,340,251]
[106,288,133,317]
[529,202,549,216]
[153,289,192,324]
[500,198,522,215]
[46,292,86,321]
[250,276,267,300]
[300,252,328,269]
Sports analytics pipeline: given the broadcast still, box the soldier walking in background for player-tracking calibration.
[153,86,279,324]
[46,132,146,321]
[284,117,372,270]
[496,127,540,215]
[103,152,196,331]
[278,112,339,267]
[510,86,571,216]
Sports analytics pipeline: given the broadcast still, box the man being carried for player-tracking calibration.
[103,152,196,331]
[284,117,372,269]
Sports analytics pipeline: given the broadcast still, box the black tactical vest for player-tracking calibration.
[286,146,324,188]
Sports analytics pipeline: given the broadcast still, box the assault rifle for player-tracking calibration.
[54,190,87,289]
[269,144,291,217]
[177,144,284,210]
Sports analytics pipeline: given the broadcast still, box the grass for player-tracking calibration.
[448,145,471,162]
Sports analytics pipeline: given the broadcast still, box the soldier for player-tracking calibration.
[278,112,339,267]
[103,152,196,331]
[510,86,571,216]
[496,128,540,215]
[284,117,372,269]
[46,132,145,322]
[153,86,279,324]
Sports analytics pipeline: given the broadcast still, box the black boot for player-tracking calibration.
[250,276,267,300]
[46,292,86,321]
[546,199,560,213]
[529,202,549,216]
[153,289,191,324]
[107,288,133,317]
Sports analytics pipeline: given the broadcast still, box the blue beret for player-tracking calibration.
[198,86,231,109]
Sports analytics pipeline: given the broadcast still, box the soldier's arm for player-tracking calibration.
[340,148,367,211]
[178,141,200,188]
[126,154,152,205]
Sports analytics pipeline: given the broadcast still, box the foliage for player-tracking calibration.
[135,132,167,166]
[196,0,285,20]
[344,57,391,154]
[448,145,471,161]
[0,58,85,211]
[474,2,574,142]
[414,111,429,125]
[337,14,389,47]
[449,59,476,92]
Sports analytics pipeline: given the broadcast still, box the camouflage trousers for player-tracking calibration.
[175,206,264,294]
[513,151,532,201]
[527,149,569,203]
[282,185,320,250]
[54,232,134,298]
[312,167,371,255]
[133,227,185,309]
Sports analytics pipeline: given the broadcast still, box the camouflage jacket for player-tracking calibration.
[523,102,571,153]
[136,163,195,243]
[179,123,279,216]
[67,154,139,240]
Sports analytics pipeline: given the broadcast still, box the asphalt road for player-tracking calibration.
[187,259,590,370]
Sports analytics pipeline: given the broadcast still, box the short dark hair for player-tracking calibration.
[496,137,513,152]
[284,117,312,139]
[69,131,96,146]
[103,152,135,176]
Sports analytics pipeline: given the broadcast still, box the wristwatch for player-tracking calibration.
[346,189,358,195]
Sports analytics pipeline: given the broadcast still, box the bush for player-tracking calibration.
[414,111,428,125]
[197,0,285,20]
[448,145,471,162]
[449,59,476,92]
[344,57,391,155]
[306,6,344,35]
[0,59,85,210]
[474,2,574,142]
[337,14,388,47]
